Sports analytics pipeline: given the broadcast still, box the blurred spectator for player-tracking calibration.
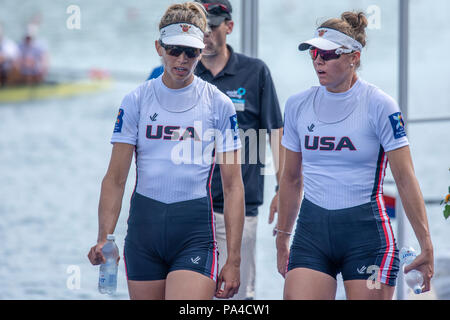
[18,24,49,85]
[0,23,20,87]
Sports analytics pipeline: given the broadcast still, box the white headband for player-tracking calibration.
[160,23,205,49]
[299,27,363,52]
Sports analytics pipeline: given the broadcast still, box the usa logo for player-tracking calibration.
[388,112,406,139]
[318,29,327,37]
[180,24,191,33]
[304,135,356,151]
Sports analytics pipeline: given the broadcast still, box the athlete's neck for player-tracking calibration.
[201,45,230,78]
[326,73,358,94]
[162,72,194,90]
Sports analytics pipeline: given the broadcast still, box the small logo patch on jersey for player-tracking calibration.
[230,114,239,141]
[150,113,158,122]
[389,112,406,139]
[114,108,124,133]
[357,266,367,274]
[191,256,201,264]
[307,123,315,132]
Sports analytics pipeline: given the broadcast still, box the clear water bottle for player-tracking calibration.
[399,246,424,294]
[98,234,119,295]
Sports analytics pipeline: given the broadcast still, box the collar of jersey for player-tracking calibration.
[153,76,200,113]
[313,78,363,124]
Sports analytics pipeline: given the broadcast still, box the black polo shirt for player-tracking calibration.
[195,45,283,216]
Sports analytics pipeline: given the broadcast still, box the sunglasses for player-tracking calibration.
[202,3,230,14]
[160,41,202,58]
[309,47,353,61]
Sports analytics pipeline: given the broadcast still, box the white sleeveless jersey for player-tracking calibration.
[111,76,241,204]
[282,78,409,210]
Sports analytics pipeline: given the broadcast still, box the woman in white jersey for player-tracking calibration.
[276,11,434,299]
[88,2,245,300]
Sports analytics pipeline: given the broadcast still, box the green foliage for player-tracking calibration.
[444,204,450,220]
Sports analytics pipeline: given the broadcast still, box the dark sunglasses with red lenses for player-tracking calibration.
[160,41,202,58]
[310,47,350,61]
[202,3,230,14]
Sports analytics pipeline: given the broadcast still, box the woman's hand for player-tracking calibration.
[215,261,240,299]
[87,241,107,266]
[276,233,291,278]
[403,247,434,293]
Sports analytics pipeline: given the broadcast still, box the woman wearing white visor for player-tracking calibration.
[276,11,433,299]
[88,2,245,300]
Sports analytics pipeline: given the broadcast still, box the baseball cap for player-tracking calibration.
[160,23,205,49]
[298,27,363,52]
[196,0,233,27]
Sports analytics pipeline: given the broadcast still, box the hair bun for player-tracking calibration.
[341,11,368,35]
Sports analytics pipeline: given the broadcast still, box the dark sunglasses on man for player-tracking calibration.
[159,41,202,58]
[202,3,230,14]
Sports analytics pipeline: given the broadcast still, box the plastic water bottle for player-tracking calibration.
[98,234,119,295]
[399,246,423,294]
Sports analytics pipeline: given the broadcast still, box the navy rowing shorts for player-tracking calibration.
[288,198,399,286]
[124,192,218,282]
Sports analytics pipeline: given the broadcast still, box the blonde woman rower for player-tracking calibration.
[88,2,245,300]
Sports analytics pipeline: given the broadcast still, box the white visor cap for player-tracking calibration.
[298,28,363,52]
[160,23,205,49]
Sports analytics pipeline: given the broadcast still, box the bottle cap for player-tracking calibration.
[413,285,422,295]
[106,234,115,241]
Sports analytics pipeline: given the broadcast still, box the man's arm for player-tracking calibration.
[268,127,286,225]
[270,127,285,184]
